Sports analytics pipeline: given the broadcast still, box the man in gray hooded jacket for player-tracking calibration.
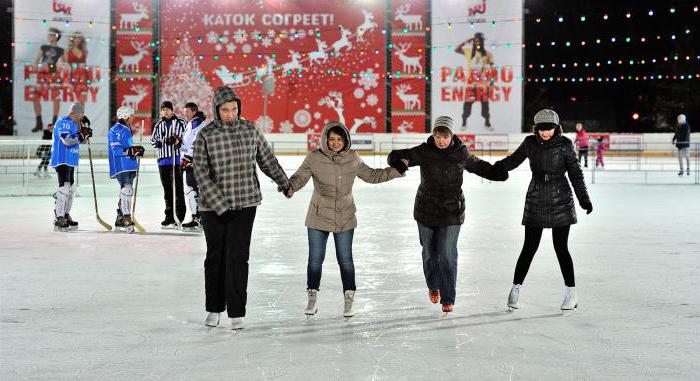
[193,86,290,330]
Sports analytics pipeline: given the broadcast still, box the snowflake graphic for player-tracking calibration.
[353,88,365,99]
[206,31,218,44]
[267,29,276,38]
[294,109,312,128]
[358,69,379,90]
[279,120,294,133]
[313,112,321,120]
[297,30,307,39]
[226,43,236,53]
[215,44,222,51]
[251,29,261,40]
[274,37,281,44]
[242,44,252,54]
[366,94,378,106]
[255,115,273,133]
[234,29,247,44]
[261,37,272,48]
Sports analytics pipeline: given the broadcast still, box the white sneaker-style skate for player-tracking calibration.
[230,317,244,330]
[561,287,578,310]
[343,290,355,318]
[305,289,318,316]
[204,312,220,327]
[508,284,522,310]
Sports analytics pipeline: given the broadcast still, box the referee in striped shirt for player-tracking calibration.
[151,101,187,228]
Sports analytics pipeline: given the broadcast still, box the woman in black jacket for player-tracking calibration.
[496,109,592,311]
[388,116,508,313]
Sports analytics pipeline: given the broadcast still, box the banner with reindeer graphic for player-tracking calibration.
[13,0,111,136]
[159,0,386,134]
[115,0,155,135]
[431,0,522,133]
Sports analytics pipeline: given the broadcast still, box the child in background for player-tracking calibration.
[595,137,605,168]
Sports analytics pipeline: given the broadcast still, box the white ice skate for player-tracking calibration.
[561,287,578,310]
[305,289,318,317]
[204,312,220,327]
[343,290,355,318]
[230,317,244,330]
[508,284,522,310]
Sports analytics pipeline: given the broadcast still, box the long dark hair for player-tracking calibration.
[327,125,347,145]
[470,33,486,59]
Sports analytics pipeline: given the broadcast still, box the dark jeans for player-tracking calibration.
[307,228,356,291]
[417,222,461,305]
[513,226,575,287]
[578,148,589,167]
[158,164,186,221]
[55,165,74,186]
[201,208,257,318]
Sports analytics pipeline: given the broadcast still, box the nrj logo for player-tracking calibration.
[468,0,486,17]
[53,0,73,15]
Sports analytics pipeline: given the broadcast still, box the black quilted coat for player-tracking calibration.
[388,135,508,227]
[497,133,591,228]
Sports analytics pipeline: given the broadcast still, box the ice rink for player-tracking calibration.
[1,155,699,380]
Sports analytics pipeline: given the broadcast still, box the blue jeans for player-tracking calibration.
[417,223,461,305]
[307,228,355,292]
[115,171,136,188]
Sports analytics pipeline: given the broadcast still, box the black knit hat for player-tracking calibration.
[160,101,174,111]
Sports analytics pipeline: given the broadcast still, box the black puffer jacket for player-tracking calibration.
[496,133,591,228]
[388,135,508,227]
[672,122,691,149]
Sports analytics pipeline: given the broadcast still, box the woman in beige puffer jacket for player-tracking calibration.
[287,121,403,318]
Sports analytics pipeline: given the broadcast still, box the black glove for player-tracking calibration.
[154,140,163,148]
[125,145,145,158]
[80,115,91,128]
[78,125,93,142]
[164,135,182,148]
[388,156,408,174]
[493,161,509,181]
[181,155,193,170]
[581,201,593,215]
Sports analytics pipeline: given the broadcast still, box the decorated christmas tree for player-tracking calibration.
[161,38,213,116]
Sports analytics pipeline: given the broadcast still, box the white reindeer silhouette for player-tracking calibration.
[119,2,149,30]
[395,4,423,31]
[216,65,251,87]
[349,116,377,133]
[331,26,353,54]
[255,55,276,80]
[318,91,345,124]
[121,84,147,111]
[281,51,304,76]
[396,84,421,110]
[395,43,423,74]
[119,41,149,72]
[397,120,413,133]
[308,39,328,66]
[356,10,378,42]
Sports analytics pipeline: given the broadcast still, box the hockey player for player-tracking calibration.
[108,106,145,233]
[150,101,186,229]
[180,102,207,231]
[50,102,92,231]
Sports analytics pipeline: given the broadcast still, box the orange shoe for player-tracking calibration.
[429,289,440,304]
[441,304,453,313]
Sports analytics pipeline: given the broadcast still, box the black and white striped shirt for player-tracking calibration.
[151,116,186,160]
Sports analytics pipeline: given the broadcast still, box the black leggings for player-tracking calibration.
[513,226,575,287]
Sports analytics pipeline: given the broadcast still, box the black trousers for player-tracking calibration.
[55,164,74,186]
[513,226,575,287]
[201,208,257,318]
[578,148,589,167]
[158,164,186,221]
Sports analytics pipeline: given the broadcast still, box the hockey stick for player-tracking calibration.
[86,138,113,231]
[128,121,146,233]
[172,138,182,230]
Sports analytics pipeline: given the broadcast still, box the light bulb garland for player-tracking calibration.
[528,55,700,71]
[530,5,699,24]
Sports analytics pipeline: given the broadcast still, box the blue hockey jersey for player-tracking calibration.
[108,122,138,178]
[50,115,81,167]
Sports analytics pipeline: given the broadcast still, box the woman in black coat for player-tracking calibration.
[388,116,508,313]
[496,109,592,311]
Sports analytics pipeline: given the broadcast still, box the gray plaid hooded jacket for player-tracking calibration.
[193,87,290,214]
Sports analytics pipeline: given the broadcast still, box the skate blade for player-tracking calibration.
[126,226,135,234]
[161,225,177,230]
[53,226,70,232]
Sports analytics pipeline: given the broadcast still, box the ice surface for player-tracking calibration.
[1,155,699,380]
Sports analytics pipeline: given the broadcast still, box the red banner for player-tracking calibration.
[159,0,386,134]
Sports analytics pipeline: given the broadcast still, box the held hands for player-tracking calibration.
[181,155,193,170]
[277,185,294,199]
[389,156,409,174]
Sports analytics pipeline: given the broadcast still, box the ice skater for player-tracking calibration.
[285,121,403,318]
[180,102,207,231]
[574,122,589,168]
[34,122,54,178]
[495,109,592,311]
[150,101,186,229]
[387,116,508,313]
[107,106,145,233]
[672,114,691,176]
[49,102,92,231]
[595,137,605,168]
[193,87,291,330]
